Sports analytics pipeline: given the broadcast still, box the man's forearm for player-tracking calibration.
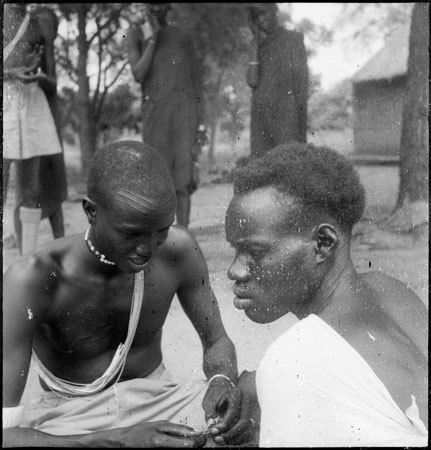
[3,426,126,448]
[203,336,238,382]
[3,427,86,447]
[130,38,158,84]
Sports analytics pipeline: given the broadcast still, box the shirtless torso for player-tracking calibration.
[5,226,226,405]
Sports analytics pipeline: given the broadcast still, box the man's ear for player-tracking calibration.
[312,223,339,263]
[82,197,97,225]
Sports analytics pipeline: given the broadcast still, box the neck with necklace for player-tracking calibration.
[84,227,116,266]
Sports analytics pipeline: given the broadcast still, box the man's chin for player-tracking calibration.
[244,308,281,324]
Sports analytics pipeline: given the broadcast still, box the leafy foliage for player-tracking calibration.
[334,3,413,51]
[308,79,352,132]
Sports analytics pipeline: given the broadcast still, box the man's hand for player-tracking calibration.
[147,12,161,38]
[211,370,260,446]
[24,43,44,74]
[113,421,207,448]
[13,67,48,84]
[201,376,256,445]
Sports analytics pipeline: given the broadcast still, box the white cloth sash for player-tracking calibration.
[257,314,428,447]
[32,270,145,397]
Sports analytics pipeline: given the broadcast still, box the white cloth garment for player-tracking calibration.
[3,81,62,160]
[256,314,428,447]
[22,363,208,435]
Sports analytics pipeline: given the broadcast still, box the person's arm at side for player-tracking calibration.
[126,25,158,84]
[36,18,57,96]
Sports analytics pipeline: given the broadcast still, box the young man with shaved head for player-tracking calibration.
[3,141,254,447]
[226,142,428,446]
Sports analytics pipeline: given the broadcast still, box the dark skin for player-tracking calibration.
[126,6,161,84]
[3,179,249,446]
[225,187,428,426]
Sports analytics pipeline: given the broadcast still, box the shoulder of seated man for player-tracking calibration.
[161,225,202,261]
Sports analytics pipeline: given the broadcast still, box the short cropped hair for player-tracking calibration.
[87,140,176,209]
[233,141,366,231]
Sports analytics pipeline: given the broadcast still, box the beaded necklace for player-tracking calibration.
[84,226,116,266]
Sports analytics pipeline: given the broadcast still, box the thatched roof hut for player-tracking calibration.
[351,24,410,162]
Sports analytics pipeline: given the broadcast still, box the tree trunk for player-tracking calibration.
[208,118,220,174]
[76,5,96,181]
[377,3,429,238]
[396,2,429,208]
[206,70,225,174]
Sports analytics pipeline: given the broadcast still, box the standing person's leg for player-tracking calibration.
[170,99,197,228]
[39,154,67,240]
[48,207,65,239]
[175,191,191,228]
[15,156,42,254]
[3,158,13,206]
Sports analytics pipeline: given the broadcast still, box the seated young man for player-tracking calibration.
[225,142,428,447]
[3,140,254,447]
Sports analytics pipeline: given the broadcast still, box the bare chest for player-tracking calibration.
[41,267,178,359]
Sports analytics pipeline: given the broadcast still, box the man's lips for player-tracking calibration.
[233,287,254,310]
[128,257,150,267]
[233,296,254,310]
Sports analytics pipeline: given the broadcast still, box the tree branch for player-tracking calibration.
[94,60,129,121]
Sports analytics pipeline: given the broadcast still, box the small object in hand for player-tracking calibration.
[200,417,222,435]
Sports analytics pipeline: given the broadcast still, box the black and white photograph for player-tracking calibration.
[2,2,428,447]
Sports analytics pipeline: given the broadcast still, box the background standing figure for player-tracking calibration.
[3,4,67,254]
[127,3,206,228]
[247,3,308,158]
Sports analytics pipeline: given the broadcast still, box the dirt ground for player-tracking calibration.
[2,159,428,406]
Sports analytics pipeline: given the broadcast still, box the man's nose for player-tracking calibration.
[135,237,157,256]
[227,255,250,281]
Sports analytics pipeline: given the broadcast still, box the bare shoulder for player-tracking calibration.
[162,226,204,261]
[4,236,76,309]
[159,226,209,281]
[4,253,55,322]
[5,251,55,289]
[361,271,427,313]
[359,271,428,357]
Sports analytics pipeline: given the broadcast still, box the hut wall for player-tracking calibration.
[353,77,405,156]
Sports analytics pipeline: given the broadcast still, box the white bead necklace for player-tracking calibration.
[84,227,116,266]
